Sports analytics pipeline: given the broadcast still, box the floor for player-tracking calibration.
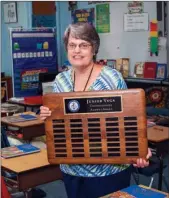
[11,154,169,198]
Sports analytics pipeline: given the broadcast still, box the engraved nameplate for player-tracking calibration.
[64,96,122,114]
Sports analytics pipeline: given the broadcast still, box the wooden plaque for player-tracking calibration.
[43,89,148,164]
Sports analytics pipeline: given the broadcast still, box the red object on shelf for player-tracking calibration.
[24,96,42,105]
[143,62,157,79]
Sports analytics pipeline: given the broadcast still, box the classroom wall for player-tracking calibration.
[1,1,168,77]
[57,1,167,76]
[1,2,32,76]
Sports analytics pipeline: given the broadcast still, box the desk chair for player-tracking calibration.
[38,71,58,95]
[132,155,169,192]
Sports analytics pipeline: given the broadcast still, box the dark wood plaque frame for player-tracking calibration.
[43,89,148,164]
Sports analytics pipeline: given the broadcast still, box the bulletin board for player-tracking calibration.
[11,28,57,97]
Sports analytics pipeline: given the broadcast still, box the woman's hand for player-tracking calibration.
[133,148,152,168]
[40,106,51,121]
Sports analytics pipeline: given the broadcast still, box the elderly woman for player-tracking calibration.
[40,23,151,198]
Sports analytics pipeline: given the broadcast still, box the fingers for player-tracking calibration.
[133,148,152,168]
[40,106,50,111]
[40,106,51,120]
[146,148,152,159]
[133,158,150,168]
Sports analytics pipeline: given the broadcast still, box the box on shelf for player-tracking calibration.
[116,58,129,78]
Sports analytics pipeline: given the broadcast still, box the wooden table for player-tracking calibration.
[1,115,45,141]
[1,149,63,198]
[147,125,169,191]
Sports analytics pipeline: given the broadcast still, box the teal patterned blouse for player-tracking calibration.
[53,66,130,177]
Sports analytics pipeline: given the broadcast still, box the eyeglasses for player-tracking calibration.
[68,43,92,50]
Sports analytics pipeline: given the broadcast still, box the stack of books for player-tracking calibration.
[1,103,19,113]
[1,144,40,159]
[3,114,37,123]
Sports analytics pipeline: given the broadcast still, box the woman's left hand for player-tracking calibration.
[133,148,152,168]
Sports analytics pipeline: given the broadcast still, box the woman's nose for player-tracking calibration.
[74,45,81,52]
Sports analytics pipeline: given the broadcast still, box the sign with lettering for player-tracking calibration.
[71,8,95,25]
[96,3,110,33]
[124,13,149,32]
[64,96,122,114]
[3,2,17,23]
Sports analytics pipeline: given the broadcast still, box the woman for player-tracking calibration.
[40,22,152,198]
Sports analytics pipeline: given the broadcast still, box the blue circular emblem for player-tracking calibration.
[68,100,80,112]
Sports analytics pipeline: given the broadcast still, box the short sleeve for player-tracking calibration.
[53,75,60,93]
[116,71,128,90]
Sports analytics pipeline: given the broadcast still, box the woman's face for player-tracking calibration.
[67,35,94,68]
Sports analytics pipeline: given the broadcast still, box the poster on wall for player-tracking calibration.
[96,3,110,33]
[124,13,149,32]
[11,29,57,97]
[127,1,144,14]
[21,68,48,90]
[3,2,17,23]
[71,8,95,25]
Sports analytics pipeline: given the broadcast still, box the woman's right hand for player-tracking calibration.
[40,106,51,121]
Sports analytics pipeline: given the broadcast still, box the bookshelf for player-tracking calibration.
[125,77,161,85]
[125,77,169,86]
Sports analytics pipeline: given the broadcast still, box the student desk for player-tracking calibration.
[147,126,169,191]
[1,115,45,141]
[1,149,63,198]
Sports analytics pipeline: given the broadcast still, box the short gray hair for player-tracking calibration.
[63,22,100,55]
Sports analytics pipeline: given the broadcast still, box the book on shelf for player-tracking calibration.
[3,114,37,123]
[134,62,145,78]
[1,144,40,159]
[116,58,129,78]
[1,103,19,112]
[143,62,157,79]
[156,63,167,79]
[100,185,168,198]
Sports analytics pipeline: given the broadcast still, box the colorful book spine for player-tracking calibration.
[156,63,167,79]
[143,62,157,79]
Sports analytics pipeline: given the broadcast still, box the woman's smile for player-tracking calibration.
[73,55,84,59]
